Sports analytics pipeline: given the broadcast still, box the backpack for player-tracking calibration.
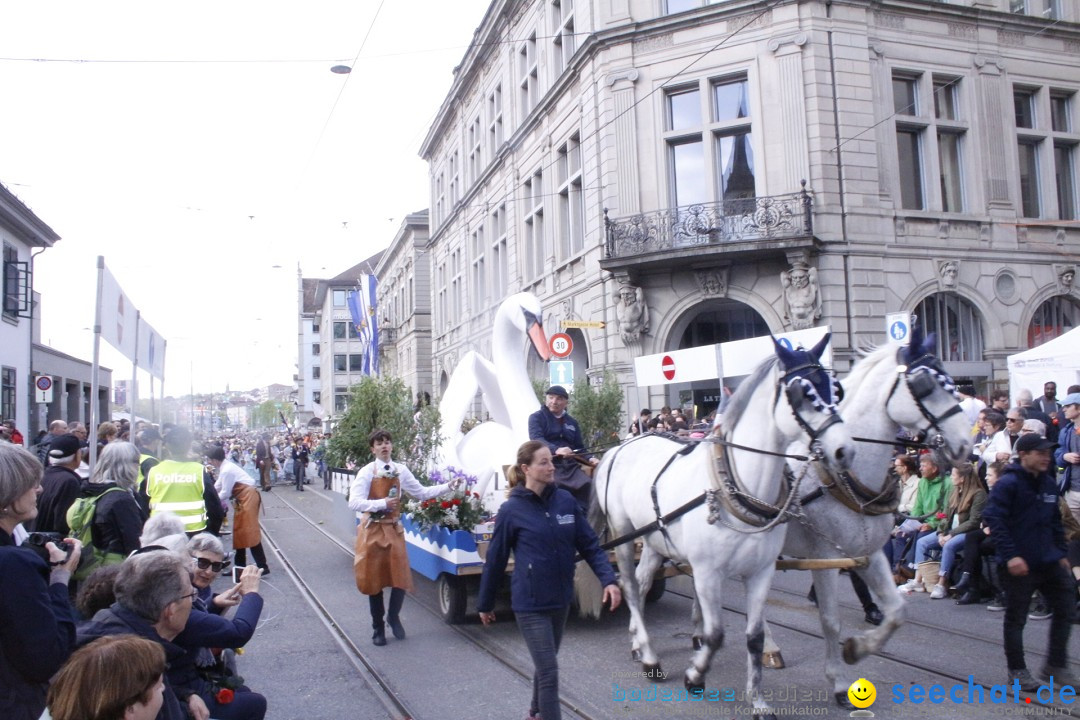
[66,487,128,581]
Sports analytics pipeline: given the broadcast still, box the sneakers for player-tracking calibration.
[987,594,1007,612]
[899,579,924,594]
[929,584,948,600]
[1028,603,1052,621]
[1041,665,1080,690]
[1009,668,1041,693]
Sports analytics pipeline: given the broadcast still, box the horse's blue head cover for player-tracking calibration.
[900,325,958,399]
[774,332,839,409]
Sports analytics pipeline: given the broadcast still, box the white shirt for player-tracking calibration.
[216,458,255,502]
[897,474,920,514]
[981,429,1013,465]
[347,460,451,516]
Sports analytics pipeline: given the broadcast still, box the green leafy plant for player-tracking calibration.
[325,376,441,483]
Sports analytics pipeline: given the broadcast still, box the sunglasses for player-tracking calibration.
[192,556,230,572]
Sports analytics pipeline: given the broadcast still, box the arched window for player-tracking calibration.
[915,293,984,362]
[678,302,769,349]
[1027,295,1080,347]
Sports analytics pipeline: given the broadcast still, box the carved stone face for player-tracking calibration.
[941,262,958,285]
[1062,270,1075,288]
[789,268,809,288]
[619,288,636,304]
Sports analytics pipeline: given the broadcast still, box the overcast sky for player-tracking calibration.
[0,0,490,398]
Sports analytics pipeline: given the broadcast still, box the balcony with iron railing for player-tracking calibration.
[601,185,815,274]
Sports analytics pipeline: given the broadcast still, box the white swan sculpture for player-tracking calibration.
[436,293,550,507]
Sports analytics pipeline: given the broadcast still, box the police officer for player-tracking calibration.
[145,427,223,535]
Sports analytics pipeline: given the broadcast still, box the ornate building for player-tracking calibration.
[419,0,1079,419]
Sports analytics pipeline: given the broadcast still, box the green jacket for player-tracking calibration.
[908,474,948,523]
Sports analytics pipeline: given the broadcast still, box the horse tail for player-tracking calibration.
[574,562,605,619]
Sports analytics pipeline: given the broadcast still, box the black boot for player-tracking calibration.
[955,590,980,605]
[369,592,387,646]
[387,587,406,640]
[864,604,884,626]
[951,572,972,593]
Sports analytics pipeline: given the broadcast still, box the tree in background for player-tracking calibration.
[532,373,623,456]
[326,376,441,482]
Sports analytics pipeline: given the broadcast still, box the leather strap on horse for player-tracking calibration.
[599,492,707,551]
[800,461,900,516]
[708,439,792,527]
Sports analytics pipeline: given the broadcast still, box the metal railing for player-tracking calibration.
[604,186,812,260]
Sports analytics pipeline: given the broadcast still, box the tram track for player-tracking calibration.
[262,489,602,720]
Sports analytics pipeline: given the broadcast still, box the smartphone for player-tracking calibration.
[233,566,245,584]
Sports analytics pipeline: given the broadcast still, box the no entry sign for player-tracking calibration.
[661,355,676,381]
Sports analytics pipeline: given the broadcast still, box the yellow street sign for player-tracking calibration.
[561,320,605,329]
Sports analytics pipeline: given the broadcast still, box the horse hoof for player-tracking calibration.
[842,638,860,665]
[692,635,703,650]
[684,677,705,695]
[752,712,777,720]
[631,649,642,662]
[762,651,785,669]
[835,691,855,709]
[643,663,666,682]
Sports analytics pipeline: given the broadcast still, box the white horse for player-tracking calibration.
[758,326,973,706]
[592,335,856,719]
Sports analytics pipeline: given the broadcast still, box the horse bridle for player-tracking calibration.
[775,362,843,459]
[886,350,963,449]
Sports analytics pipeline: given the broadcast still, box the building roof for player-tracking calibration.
[329,249,385,284]
[301,278,321,314]
[0,182,61,247]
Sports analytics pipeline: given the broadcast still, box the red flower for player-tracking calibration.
[935,512,947,520]
[441,501,451,509]
[453,498,461,506]
[215,688,235,704]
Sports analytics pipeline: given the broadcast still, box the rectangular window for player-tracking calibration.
[312,344,321,356]
[349,354,363,371]
[933,79,958,121]
[1,367,14,423]
[551,0,575,76]
[449,150,460,207]
[488,85,504,156]
[450,248,463,320]
[312,367,321,380]
[471,226,486,310]
[332,290,346,307]
[938,132,964,212]
[1055,143,1077,220]
[716,131,755,202]
[334,394,348,413]
[667,86,701,131]
[523,171,545,280]
[1051,93,1071,133]
[467,115,482,185]
[436,261,447,331]
[312,391,321,405]
[1018,139,1041,218]
[897,129,925,210]
[519,33,538,115]
[1015,89,1036,129]
[434,171,445,227]
[2,244,21,317]
[334,354,347,372]
[491,205,509,300]
[333,321,347,339]
[893,77,918,116]
[556,134,585,260]
[312,321,319,333]
[670,139,706,208]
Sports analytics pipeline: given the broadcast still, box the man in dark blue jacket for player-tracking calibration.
[983,433,1076,693]
[77,551,202,720]
[528,385,597,507]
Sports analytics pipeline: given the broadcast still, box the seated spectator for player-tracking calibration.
[980,411,1011,466]
[884,454,921,579]
[140,512,189,553]
[46,634,166,720]
[897,454,949,591]
[76,551,202,720]
[74,564,123,620]
[627,408,651,438]
[70,442,147,573]
[0,443,82,720]
[955,461,1005,606]
[915,463,987,599]
[175,533,267,719]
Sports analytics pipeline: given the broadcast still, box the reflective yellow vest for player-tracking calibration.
[147,459,207,533]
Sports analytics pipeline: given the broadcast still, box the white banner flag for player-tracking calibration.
[99,264,139,363]
[138,317,166,380]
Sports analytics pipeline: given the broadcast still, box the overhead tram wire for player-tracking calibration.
[441,0,785,239]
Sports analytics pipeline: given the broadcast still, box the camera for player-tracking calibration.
[24,532,73,566]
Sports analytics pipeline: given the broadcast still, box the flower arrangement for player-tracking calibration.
[404,466,489,532]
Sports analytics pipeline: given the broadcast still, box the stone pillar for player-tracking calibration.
[768,34,811,193]
[973,56,1013,216]
[606,69,642,216]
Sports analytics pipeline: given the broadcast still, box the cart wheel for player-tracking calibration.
[437,574,468,624]
[645,575,666,603]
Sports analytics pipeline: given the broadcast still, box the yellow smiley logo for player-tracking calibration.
[847,678,876,709]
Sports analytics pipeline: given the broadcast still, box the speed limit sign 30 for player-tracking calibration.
[549,333,573,358]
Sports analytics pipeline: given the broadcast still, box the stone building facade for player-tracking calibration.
[419,0,1079,420]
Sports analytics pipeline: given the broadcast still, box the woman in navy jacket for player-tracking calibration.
[478,440,621,720]
[0,443,83,720]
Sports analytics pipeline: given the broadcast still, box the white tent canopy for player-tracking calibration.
[1007,326,1080,401]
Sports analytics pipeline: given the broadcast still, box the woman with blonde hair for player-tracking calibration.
[914,462,988,599]
[47,634,165,720]
[477,440,621,720]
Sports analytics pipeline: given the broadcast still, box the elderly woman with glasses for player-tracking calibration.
[0,444,83,720]
[166,533,267,720]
